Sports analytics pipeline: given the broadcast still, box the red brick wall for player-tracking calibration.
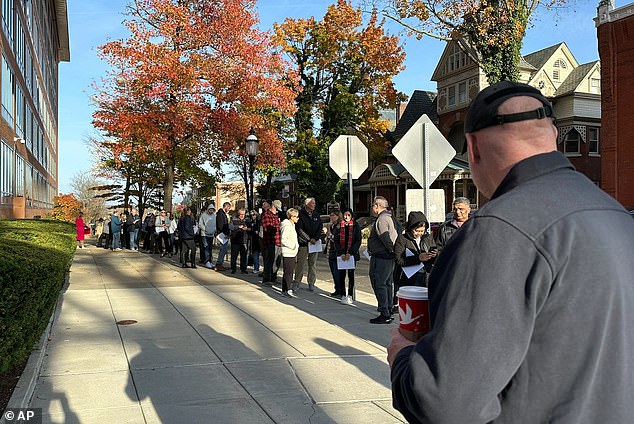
[598,15,634,210]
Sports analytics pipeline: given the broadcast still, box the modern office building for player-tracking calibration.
[0,0,69,218]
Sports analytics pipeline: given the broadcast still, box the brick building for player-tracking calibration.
[597,0,634,210]
[0,0,69,218]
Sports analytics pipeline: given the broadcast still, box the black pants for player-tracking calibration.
[263,244,281,282]
[339,269,355,297]
[158,231,171,254]
[231,242,247,271]
[181,239,196,265]
[282,256,296,292]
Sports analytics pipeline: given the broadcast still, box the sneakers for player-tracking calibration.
[114,248,122,251]
[281,290,296,298]
[331,291,343,298]
[205,262,214,269]
[215,264,226,272]
[341,295,353,305]
[308,284,315,292]
[369,314,393,324]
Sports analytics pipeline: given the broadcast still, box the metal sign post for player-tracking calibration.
[329,135,368,211]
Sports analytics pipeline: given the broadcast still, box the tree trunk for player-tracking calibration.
[124,175,131,212]
[164,158,175,213]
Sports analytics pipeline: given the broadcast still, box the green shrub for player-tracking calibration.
[0,219,76,374]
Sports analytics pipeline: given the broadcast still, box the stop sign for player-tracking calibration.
[329,135,368,179]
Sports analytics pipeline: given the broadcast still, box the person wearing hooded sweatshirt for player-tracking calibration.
[394,211,437,290]
[198,204,216,268]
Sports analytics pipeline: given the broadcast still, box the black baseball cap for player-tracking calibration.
[464,81,555,134]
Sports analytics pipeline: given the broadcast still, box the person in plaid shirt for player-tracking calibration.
[261,200,282,285]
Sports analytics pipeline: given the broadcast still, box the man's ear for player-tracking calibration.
[466,133,480,165]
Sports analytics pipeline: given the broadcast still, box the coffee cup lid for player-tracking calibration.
[397,286,428,300]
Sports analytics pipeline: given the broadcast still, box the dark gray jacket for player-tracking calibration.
[392,152,634,423]
[367,210,398,259]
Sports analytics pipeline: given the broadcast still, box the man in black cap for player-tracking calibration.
[388,81,634,423]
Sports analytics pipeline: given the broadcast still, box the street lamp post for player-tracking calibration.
[245,127,259,211]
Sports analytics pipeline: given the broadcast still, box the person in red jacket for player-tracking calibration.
[75,212,87,249]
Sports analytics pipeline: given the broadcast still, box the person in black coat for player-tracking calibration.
[177,207,197,268]
[333,208,362,304]
[394,211,437,289]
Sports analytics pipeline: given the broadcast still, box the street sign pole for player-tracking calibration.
[329,134,368,212]
[422,123,430,217]
[347,136,354,210]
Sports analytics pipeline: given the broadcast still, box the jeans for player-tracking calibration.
[328,257,342,293]
[112,231,121,249]
[294,246,318,288]
[200,235,214,264]
[217,238,230,266]
[369,256,394,316]
[128,230,138,250]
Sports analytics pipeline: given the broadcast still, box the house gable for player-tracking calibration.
[525,42,579,92]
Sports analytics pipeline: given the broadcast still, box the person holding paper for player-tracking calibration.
[323,210,343,298]
[334,208,361,305]
[294,197,322,292]
[214,202,232,271]
[394,211,437,290]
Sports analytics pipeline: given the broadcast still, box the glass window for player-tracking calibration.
[590,78,600,94]
[588,128,600,154]
[1,139,13,200]
[1,55,14,127]
[564,130,580,155]
[448,86,456,106]
[458,82,467,104]
[2,0,13,43]
[15,153,24,196]
[553,69,560,81]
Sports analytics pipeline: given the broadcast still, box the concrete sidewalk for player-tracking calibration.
[8,245,405,424]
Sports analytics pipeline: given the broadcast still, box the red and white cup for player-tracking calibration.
[397,286,430,342]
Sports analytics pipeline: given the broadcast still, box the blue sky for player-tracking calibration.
[58,0,611,193]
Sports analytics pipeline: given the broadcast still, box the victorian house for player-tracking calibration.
[366,40,602,219]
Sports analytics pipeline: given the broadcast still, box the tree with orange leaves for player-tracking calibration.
[92,0,297,212]
[273,0,405,207]
[51,193,83,223]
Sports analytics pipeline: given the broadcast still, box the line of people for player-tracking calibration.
[87,193,472,326]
